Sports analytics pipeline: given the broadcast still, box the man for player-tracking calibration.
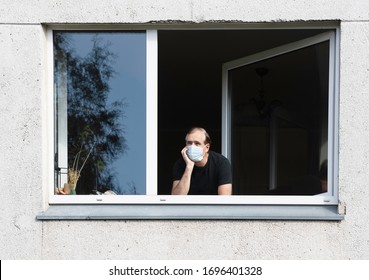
[171,127,232,195]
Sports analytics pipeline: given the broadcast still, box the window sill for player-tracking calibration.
[36,204,344,221]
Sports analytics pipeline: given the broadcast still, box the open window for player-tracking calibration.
[49,27,338,207]
[222,31,337,204]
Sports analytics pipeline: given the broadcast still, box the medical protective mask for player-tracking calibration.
[186,145,204,162]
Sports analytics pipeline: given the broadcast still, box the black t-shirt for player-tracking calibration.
[172,151,232,195]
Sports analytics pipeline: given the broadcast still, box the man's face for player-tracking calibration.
[185,130,210,154]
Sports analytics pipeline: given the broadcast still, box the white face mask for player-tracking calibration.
[186,145,204,162]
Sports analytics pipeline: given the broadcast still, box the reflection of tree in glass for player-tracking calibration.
[55,33,128,194]
[124,181,138,195]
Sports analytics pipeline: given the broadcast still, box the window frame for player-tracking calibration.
[47,27,158,204]
[46,25,340,208]
[222,31,339,205]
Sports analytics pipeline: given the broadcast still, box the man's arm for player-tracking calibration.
[171,147,194,195]
[218,183,232,195]
[171,166,193,195]
[217,155,232,195]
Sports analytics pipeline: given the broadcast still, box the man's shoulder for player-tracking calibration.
[209,151,230,163]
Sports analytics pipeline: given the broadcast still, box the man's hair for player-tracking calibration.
[186,127,212,145]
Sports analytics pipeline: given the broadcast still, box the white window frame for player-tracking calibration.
[46,26,340,207]
[222,31,339,206]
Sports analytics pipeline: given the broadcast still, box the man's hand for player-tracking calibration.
[181,146,195,167]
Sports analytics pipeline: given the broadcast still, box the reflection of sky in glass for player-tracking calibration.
[69,32,146,194]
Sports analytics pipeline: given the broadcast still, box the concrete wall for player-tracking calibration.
[1,0,369,259]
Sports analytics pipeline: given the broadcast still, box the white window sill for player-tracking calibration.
[36,205,344,220]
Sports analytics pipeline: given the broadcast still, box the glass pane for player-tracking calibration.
[230,41,329,195]
[54,31,146,195]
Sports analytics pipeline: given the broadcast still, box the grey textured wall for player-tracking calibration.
[1,0,369,259]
